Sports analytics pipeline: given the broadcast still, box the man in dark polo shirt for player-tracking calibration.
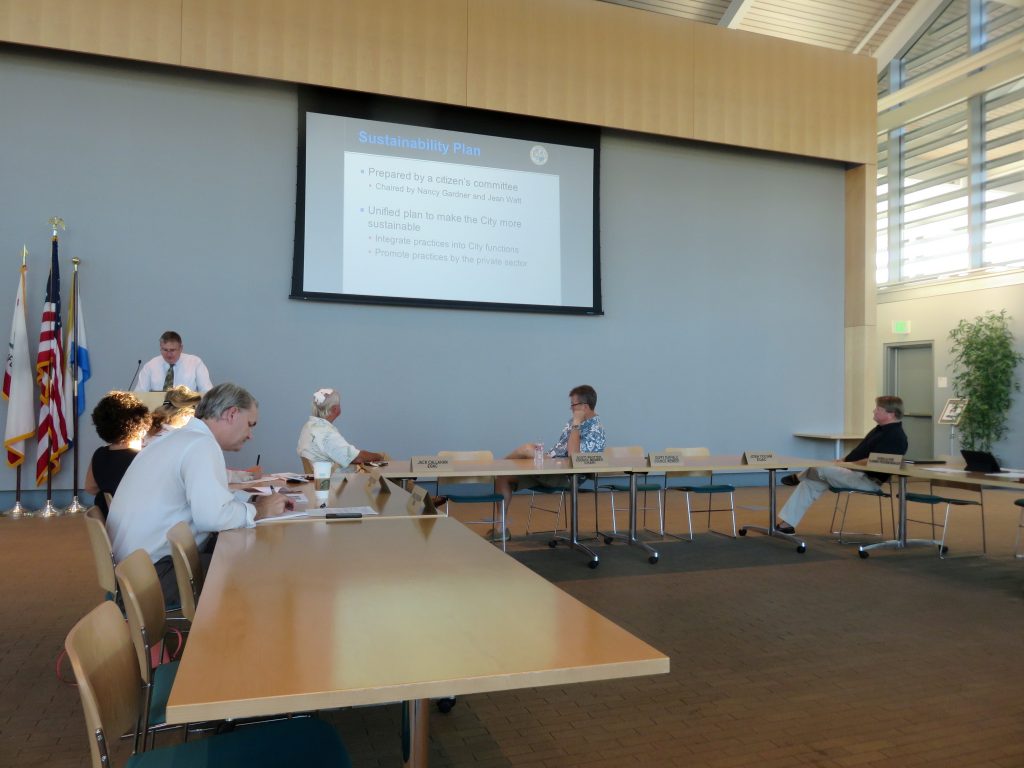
[775,395,908,533]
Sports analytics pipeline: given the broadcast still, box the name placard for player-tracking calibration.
[571,452,608,468]
[366,468,391,494]
[742,451,776,466]
[866,452,903,470]
[411,455,451,472]
[649,451,684,468]
[407,485,427,514]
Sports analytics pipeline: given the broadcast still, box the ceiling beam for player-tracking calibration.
[873,0,948,73]
[719,0,755,28]
[878,32,1024,132]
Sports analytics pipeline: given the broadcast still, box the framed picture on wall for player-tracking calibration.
[937,398,968,425]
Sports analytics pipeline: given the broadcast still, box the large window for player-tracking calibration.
[878,0,1024,285]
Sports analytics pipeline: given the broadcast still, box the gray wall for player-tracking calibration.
[0,46,847,502]
[878,279,1024,467]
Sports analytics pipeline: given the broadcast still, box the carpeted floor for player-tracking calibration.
[2,486,1023,767]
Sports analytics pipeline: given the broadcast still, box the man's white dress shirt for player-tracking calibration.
[135,352,213,393]
[107,417,255,563]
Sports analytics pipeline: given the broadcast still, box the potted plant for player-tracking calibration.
[948,309,1024,453]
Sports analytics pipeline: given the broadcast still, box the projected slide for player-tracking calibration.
[343,153,560,304]
[298,107,598,313]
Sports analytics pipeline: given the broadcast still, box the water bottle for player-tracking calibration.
[533,442,544,467]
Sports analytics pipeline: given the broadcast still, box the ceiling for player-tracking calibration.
[598,0,977,71]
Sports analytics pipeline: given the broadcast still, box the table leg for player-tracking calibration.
[604,471,658,563]
[550,473,599,568]
[739,468,807,553]
[857,475,941,558]
[402,699,430,768]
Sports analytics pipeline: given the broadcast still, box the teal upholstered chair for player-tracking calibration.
[594,446,661,535]
[437,450,509,550]
[64,600,352,768]
[663,447,736,539]
[828,482,894,544]
[904,479,985,558]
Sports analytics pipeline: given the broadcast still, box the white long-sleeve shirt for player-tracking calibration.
[135,352,213,393]
[107,417,255,563]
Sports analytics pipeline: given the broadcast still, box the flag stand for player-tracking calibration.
[2,466,34,518]
[63,256,85,515]
[34,218,68,518]
[37,469,62,517]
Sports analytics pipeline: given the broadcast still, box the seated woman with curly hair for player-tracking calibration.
[85,391,152,519]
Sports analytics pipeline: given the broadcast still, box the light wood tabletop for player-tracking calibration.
[165,516,669,764]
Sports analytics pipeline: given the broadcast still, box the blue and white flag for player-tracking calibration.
[64,269,90,428]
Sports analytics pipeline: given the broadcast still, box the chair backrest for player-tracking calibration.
[665,447,712,479]
[166,521,204,623]
[300,456,314,475]
[438,450,495,486]
[83,506,117,600]
[114,549,167,683]
[604,445,644,460]
[65,601,144,768]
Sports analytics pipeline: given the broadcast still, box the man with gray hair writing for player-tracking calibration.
[108,382,292,606]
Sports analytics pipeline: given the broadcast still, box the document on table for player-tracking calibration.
[312,506,378,517]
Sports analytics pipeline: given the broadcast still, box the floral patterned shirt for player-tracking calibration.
[550,416,605,457]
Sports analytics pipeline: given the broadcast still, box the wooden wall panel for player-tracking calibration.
[0,0,181,64]
[466,0,695,137]
[693,24,876,164]
[180,0,468,105]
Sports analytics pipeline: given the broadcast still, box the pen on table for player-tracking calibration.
[326,511,363,519]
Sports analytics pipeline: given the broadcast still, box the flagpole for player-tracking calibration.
[2,247,34,518]
[36,219,65,518]
[64,257,85,514]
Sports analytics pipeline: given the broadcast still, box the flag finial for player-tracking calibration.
[47,217,65,236]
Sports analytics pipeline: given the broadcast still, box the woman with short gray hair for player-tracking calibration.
[296,388,385,470]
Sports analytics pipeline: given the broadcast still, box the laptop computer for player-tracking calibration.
[961,449,1003,473]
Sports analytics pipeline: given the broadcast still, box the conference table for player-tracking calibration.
[164,509,670,767]
[853,461,1024,557]
[382,454,829,562]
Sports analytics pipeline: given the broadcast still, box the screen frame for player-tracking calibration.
[291,87,603,316]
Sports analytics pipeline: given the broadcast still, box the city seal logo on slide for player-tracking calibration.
[530,145,549,166]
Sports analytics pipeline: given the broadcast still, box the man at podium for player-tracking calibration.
[134,330,213,393]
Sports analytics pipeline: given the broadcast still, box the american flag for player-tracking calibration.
[35,235,70,485]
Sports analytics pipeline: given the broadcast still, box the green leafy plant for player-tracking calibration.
[948,309,1023,452]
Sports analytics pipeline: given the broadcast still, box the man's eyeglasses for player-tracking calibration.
[569,401,586,408]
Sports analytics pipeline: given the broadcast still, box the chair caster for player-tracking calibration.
[436,697,456,714]
[796,543,806,554]
[858,549,869,559]
[940,545,949,554]
[587,559,599,569]
[648,555,658,564]
[548,539,558,548]
[603,536,614,545]
[738,528,747,536]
